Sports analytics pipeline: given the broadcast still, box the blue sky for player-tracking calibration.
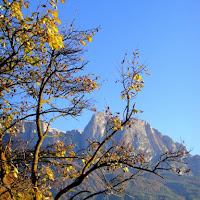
[37,0,200,155]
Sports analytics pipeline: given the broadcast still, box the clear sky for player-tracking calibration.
[38,0,200,155]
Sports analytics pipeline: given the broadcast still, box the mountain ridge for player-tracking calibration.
[10,112,199,175]
[5,112,200,199]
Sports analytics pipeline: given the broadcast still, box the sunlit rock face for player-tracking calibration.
[5,112,199,175]
[121,120,179,161]
[81,113,181,162]
[82,112,108,142]
[10,112,184,159]
[3,120,67,147]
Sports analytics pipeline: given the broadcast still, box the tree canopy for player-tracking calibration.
[0,0,190,200]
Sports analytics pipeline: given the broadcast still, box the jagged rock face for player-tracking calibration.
[5,112,199,176]
[79,113,198,174]
[82,112,108,142]
[5,113,180,157]
[12,113,185,159]
[81,113,181,161]
[121,120,179,161]
[4,120,67,147]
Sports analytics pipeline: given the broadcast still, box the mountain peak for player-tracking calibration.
[81,112,183,160]
[7,113,199,177]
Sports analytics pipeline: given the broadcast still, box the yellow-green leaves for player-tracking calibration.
[4,100,10,106]
[134,74,142,82]
[1,0,100,198]
[24,1,29,9]
[43,8,64,50]
[109,115,124,131]
[10,1,23,20]
[1,42,7,47]
[87,36,92,42]
[46,168,54,181]
[54,17,61,24]
[66,165,74,172]
[14,166,19,174]
[52,10,58,18]
[13,167,19,178]
[4,164,11,174]
[79,34,94,46]
[80,40,86,46]
[121,94,125,99]
[122,166,129,172]
[1,152,7,161]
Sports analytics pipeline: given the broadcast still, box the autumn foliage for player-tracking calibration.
[0,0,190,200]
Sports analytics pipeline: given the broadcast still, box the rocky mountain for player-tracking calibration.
[8,112,199,173]
[82,113,182,161]
[6,112,200,199]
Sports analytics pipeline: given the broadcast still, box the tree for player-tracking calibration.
[0,0,190,199]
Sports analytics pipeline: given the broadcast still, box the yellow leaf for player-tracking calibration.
[113,127,118,131]
[79,57,83,61]
[54,17,61,24]
[51,25,59,33]
[4,164,10,174]
[123,167,129,172]
[87,36,92,42]
[1,152,6,161]
[24,2,29,9]
[13,172,18,178]
[17,193,23,198]
[2,42,6,47]
[80,40,86,46]
[14,167,18,174]
[46,168,54,181]
[37,82,40,86]
[121,94,125,99]
[107,186,111,190]
[82,159,86,164]
[61,0,65,3]
[47,9,53,14]
[52,10,58,18]
[133,109,138,114]
[134,74,142,81]
[4,100,10,106]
